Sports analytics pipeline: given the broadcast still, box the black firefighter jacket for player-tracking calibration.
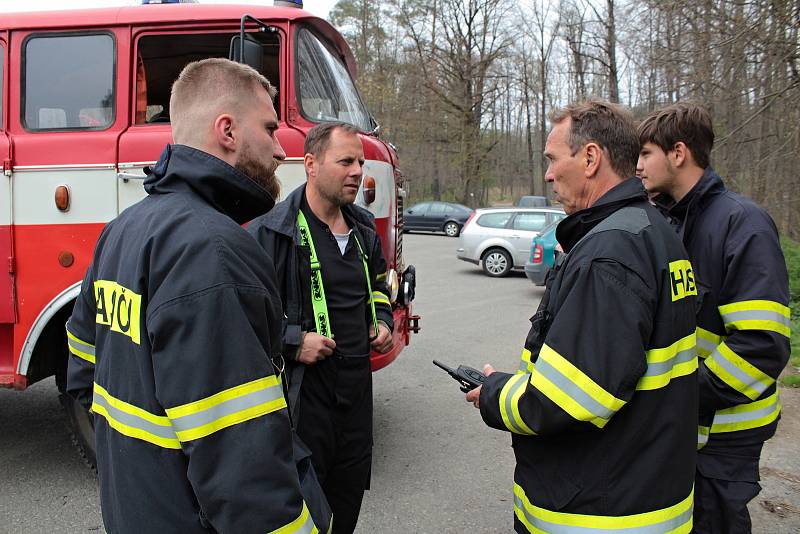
[479,179,698,533]
[66,145,329,534]
[661,168,790,450]
[246,185,394,408]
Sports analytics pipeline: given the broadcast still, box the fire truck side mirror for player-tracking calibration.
[229,35,264,73]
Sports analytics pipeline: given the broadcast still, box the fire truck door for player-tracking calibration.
[0,38,14,323]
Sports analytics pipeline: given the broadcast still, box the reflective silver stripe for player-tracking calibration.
[707,348,769,396]
[643,346,696,376]
[67,336,95,356]
[169,384,285,434]
[721,309,790,328]
[695,336,718,356]
[503,375,532,435]
[535,357,616,422]
[713,400,780,426]
[92,391,178,440]
[514,495,694,533]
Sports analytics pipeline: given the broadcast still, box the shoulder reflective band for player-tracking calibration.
[719,299,791,337]
[92,382,181,449]
[267,501,323,534]
[514,483,693,533]
[297,211,378,339]
[530,343,626,428]
[66,328,96,364]
[710,390,781,434]
[636,332,697,391]
[704,341,775,401]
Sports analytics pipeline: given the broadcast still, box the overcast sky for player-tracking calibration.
[0,0,336,19]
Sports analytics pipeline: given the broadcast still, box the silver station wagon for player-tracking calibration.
[456,207,566,277]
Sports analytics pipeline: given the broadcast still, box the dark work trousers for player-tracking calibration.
[692,442,763,534]
[295,354,373,534]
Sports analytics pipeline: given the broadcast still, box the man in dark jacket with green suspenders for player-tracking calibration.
[65,59,330,533]
[248,122,394,534]
[637,103,791,533]
[467,100,698,533]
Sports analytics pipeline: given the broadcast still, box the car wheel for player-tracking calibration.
[444,221,461,237]
[482,248,512,277]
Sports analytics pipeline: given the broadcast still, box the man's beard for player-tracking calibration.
[235,147,281,200]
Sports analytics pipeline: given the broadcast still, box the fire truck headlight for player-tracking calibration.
[387,268,399,303]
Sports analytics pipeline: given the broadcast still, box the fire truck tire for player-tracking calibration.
[58,393,97,471]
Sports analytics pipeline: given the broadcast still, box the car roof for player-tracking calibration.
[474,207,565,214]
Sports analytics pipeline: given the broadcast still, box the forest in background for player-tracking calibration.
[329,0,799,238]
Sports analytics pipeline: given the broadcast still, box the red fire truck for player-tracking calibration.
[0,1,418,465]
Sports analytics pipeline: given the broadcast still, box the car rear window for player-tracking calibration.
[477,212,512,228]
[513,212,548,232]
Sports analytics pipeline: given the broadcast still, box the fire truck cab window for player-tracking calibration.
[23,33,115,131]
[297,28,370,131]
[136,32,281,124]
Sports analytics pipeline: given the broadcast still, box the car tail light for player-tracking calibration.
[532,244,543,263]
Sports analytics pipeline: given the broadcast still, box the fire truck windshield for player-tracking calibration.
[297,28,371,131]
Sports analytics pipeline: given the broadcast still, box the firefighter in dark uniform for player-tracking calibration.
[65,59,330,533]
[467,100,699,533]
[247,122,394,534]
[637,103,791,533]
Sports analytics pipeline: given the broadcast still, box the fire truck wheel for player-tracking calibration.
[58,393,97,471]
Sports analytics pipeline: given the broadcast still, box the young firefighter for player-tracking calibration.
[65,59,330,533]
[637,103,791,533]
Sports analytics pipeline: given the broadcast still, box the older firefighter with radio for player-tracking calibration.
[637,103,791,533]
[65,59,330,533]
[248,122,394,534]
[466,100,699,533]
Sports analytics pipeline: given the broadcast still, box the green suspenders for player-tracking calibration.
[297,210,379,340]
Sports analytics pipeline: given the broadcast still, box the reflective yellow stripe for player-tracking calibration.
[165,376,287,442]
[514,483,693,532]
[371,291,390,306]
[517,348,534,374]
[499,374,537,435]
[697,426,710,450]
[637,332,697,391]
[267,501,320,534]
[710,391,781,434]
[696,327,722,359]
[718,300,791,337]
[92,383,181,449]
[704,342,774,401]
[530,344,626,428]
[66,329,96,364]
[376,272,387,281]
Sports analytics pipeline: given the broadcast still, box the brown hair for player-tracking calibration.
[549,99,640,179]
[304,122,361,159]
[637,103,714,169]
[169,58,276,144]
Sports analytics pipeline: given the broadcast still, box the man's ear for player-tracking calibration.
[212,114,236,153]
[584,143,602,178]
[671,142,688,167]
[303,153,315,179]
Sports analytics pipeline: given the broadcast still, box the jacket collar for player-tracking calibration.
[556,177,648,252]
[668,167,726,239]
[143,144,275,225]
[259,183,376,240]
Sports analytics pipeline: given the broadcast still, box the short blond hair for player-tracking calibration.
[170,58,276,145]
